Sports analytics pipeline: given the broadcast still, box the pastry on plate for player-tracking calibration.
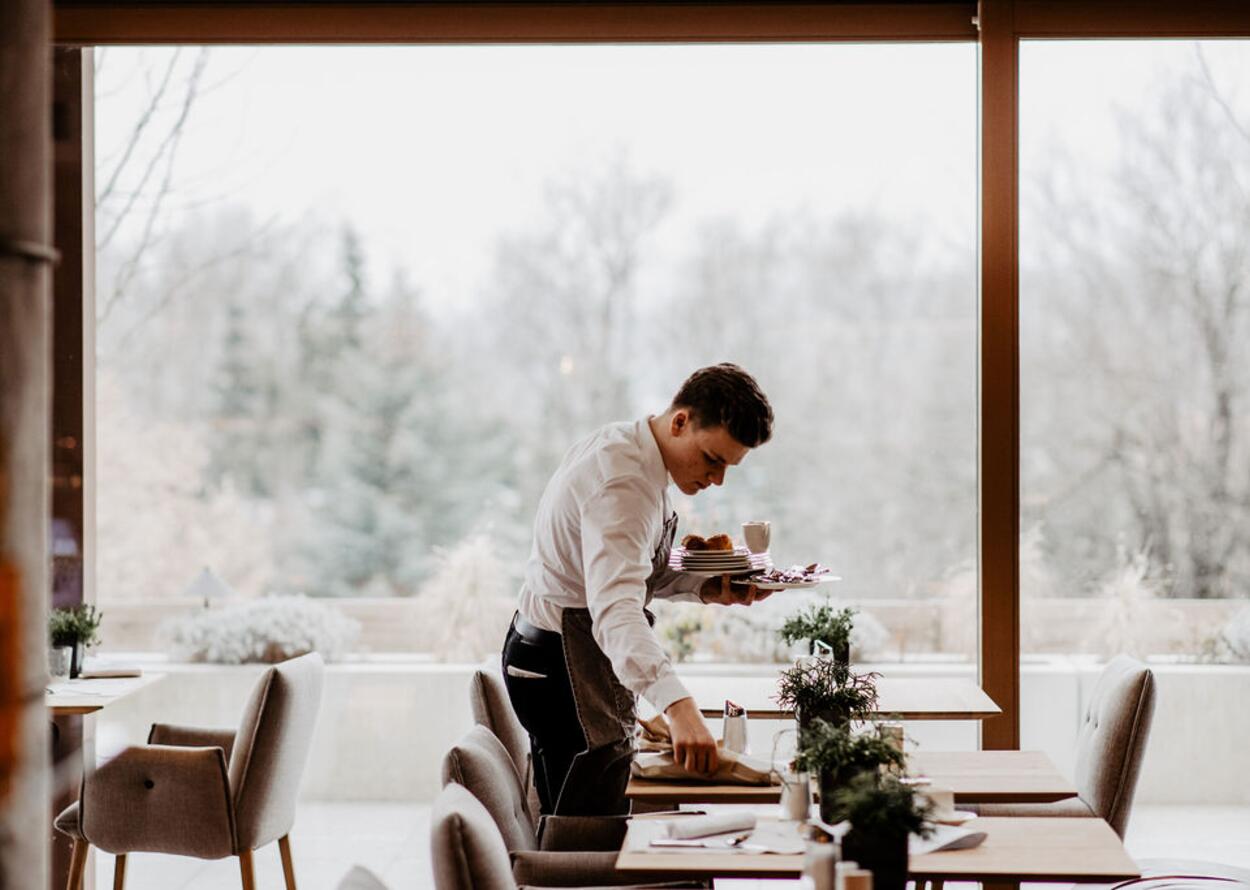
[681,534,708,551]
[704,534,734,551]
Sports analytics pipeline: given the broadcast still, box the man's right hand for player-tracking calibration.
[664,696,719,775]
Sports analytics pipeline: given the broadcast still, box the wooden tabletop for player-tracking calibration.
[617,816,1138,882]
[910,750,1077,804]
[682,675,1000,721]
[46,673,164,715]
[627,749,1076,806]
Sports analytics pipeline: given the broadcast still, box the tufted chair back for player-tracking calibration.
[440,724,537,852]
[1072,655,1156,837]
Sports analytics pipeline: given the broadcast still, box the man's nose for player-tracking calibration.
[710,468,726,486]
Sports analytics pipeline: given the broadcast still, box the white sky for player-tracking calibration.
[94,40,1249,310]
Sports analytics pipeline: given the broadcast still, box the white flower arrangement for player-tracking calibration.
[165,595,360,664]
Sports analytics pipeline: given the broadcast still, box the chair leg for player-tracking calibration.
[278,835,297,890]
[238,849,256,890]
[113,853,127,890]
[66,839,89,890]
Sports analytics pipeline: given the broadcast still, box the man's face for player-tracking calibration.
[665,412,751,496]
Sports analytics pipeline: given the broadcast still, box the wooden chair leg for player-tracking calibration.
[238,849,256,890]
[278,835,297,890]
[113,853,127,890]
[66,839,89,890]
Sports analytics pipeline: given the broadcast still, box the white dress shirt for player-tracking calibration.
[517,417,704,713]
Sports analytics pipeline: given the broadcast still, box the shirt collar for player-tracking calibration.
[638,417,672,491]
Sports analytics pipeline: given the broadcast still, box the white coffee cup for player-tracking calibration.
[780,771,812,822]
[742,520,771,553]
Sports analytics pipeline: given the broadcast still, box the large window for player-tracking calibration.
[1020,40,1250,802]
[94,44,977,661]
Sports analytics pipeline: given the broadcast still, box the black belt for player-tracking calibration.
[513,612,563,647]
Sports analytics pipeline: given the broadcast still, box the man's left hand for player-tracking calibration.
[699,574,771,606]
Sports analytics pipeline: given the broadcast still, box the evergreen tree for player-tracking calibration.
[207,299,274,496]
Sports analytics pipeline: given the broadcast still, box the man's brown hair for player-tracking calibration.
[670,363,773,448]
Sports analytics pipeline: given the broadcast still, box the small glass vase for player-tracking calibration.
[48,645,72,680]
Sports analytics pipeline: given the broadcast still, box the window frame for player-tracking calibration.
[51,0,1250,753]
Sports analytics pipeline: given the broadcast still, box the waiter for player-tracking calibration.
[501,363,775,815]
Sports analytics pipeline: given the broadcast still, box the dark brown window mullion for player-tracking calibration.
[977,0,1020,752]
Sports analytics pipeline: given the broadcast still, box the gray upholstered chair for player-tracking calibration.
[442,725,709,887]
[54,652,325,890]
[978,654,1156,837]
[470,669,541,819]
[430,783,702,890]
[441,725,627,853]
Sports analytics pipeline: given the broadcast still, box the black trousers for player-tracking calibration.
[501,616,586,815]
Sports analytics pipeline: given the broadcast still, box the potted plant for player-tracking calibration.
[775,656,879,730]
[778,600,856,664]
[834,772,932,890]
[794,720,905,823]
[49,604,102,679]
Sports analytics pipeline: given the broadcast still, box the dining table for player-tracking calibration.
[679,675,1001,721]
[616,814,1139,885]
[626,750,1078,806]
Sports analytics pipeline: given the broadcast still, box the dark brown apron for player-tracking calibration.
[553,506,680,814]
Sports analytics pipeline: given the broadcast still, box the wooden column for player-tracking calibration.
[977,0,1020,751]
[52,47,89,613]
[49,47,94,890]
[0,3,53,890]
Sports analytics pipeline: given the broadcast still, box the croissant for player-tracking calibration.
[704,534,734,551]
[681,534,708,551]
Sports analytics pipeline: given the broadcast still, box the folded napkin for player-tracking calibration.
[667,812,757,840]
[633,716,777,786]
[909,823,988,855]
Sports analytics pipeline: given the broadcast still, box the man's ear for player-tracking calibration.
[669,410,689,437]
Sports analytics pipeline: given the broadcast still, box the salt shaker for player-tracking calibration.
[803,841,839,890]
[834,859,860,890]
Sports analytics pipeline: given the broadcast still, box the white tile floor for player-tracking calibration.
[95,804,1250,889]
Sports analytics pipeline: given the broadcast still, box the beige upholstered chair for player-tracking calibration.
[979,654,1156,836]
[469,669,541,818]
[54,652,325,890]
[442,725,708,887]
[470,670,529,780]
[441,725,628,853]
[430,783,702,890]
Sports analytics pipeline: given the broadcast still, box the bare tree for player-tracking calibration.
[1024,48,1250,598]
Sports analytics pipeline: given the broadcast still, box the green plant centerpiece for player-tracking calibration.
[49,603,103,679]
[834,772,932,890]
[775,656,879,730]
[778,600,855,663]
[794,719,905,823]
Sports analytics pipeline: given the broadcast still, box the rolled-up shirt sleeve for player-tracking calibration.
[579,477,692,714]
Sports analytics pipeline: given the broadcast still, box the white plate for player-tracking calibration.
[673,555,765,564]
[749,575,842,590]
[674,563,763,572]
[934,810,978,826]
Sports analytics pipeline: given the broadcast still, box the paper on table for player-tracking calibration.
[645,820,807,856]
[909,823,988,855]
[668,812,757,839]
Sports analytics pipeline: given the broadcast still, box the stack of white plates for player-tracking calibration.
[669,547,773,575]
